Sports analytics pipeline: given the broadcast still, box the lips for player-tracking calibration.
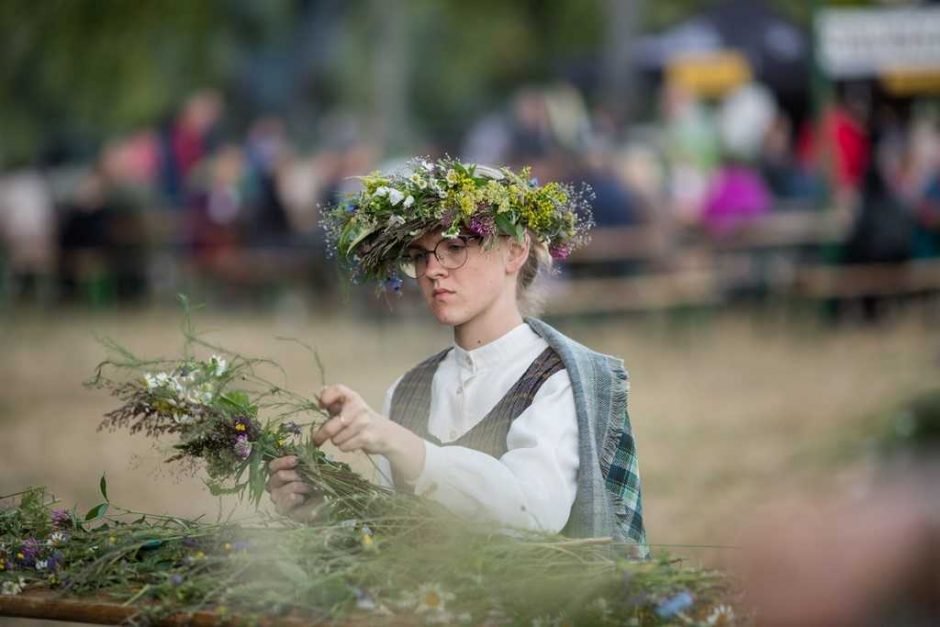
[432,288,454,298]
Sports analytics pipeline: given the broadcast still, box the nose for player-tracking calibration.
[424,251,447,279]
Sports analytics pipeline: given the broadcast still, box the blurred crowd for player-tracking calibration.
[1,79,938,307]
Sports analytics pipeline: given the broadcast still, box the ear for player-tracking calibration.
[504,234,530,275]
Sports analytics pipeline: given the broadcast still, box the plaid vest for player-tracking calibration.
[389,319,648,557]
[390,346,564,457]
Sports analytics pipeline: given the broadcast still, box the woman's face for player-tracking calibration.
[407,231,512,327]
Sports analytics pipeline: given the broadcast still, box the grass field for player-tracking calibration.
[2,303,938,570]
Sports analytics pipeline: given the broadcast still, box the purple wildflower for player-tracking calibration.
[50,509,71,528]
[549,243,572,260]
[234,434,252,460]
[346,202,359,214]
[468,214,495,238]
[170,574,184,587]
[280,421,302,436]
[47,550,65,571]
[17,538,40,567]
[528,177,539,188]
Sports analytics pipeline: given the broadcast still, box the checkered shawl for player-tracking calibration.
[389,319,648,557]
[525,318,647,556]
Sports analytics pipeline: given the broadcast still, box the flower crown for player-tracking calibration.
[322,157,594,289]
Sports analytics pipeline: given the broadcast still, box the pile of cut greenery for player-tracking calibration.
[0,485,737,625]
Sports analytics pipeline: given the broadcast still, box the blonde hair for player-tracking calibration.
[516,236,554,317]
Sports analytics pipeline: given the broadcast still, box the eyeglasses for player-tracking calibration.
[398,236,479,279]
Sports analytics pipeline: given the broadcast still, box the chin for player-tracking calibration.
[427,300,471,327]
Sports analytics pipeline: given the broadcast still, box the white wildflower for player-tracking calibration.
[373,186,389,198]
[46,532,69,546]
[174,413,194,425]
[705,604,735,625]
[415,583,455,614]
[35,559,48,571]
[1,577,26,595]
[387,215,406,227]
[209,355,227,377]
[403,195,415,208]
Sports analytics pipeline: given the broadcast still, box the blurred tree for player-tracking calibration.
[0,0,293,166]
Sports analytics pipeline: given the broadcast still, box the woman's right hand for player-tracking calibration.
[265,456,318,520]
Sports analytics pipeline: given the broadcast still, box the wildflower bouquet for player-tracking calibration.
[85,316,386,518]
[321,157,594,289]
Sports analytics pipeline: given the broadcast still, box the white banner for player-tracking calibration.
[816,7,940,78]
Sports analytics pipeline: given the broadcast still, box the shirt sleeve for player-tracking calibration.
[373,376,403,489]
[410,370,579,534]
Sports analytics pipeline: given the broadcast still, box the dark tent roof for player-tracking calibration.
[634,0,810,99]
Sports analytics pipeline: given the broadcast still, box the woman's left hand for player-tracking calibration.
[313,384,427,481]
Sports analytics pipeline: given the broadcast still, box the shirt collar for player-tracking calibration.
[451,323,539,373]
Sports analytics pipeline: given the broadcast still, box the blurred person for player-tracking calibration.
[0,168,56,300]
[507,87,554,166]
[58,157,150,303]
[266,159,648,558]
[243,115,292,245]
[183,143,248,278]
[700,158,772,237]
[799,86,872,215]
[661,82,720,226]
[718,83,777,164]
[759,113,821,202]
[159,89,224,206]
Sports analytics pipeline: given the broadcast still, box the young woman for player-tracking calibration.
[266,159,647,555]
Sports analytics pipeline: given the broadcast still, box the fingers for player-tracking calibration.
[313,412,357,447]
[271,482,314,515]
[318,384,358,416]
[266,468,303,492]
[268,456,298,474]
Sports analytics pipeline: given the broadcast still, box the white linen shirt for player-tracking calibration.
[376,323,579,533]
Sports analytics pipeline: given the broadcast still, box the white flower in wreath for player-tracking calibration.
[387,215,406,228]
[387,188,405,206]
[403,195,414,208]
[441,223,461,239]
[409,173,428,189]
[35,559,49,571]
[373,186,389,198]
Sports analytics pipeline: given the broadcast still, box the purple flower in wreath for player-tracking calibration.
[385,275,403,293]
[50,508,71,528]
[549,243,572,261]
[234,434,252,460]
[170,574,184,587]
[468,214,496,238]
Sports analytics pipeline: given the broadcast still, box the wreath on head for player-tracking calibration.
[321,157,594,291]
